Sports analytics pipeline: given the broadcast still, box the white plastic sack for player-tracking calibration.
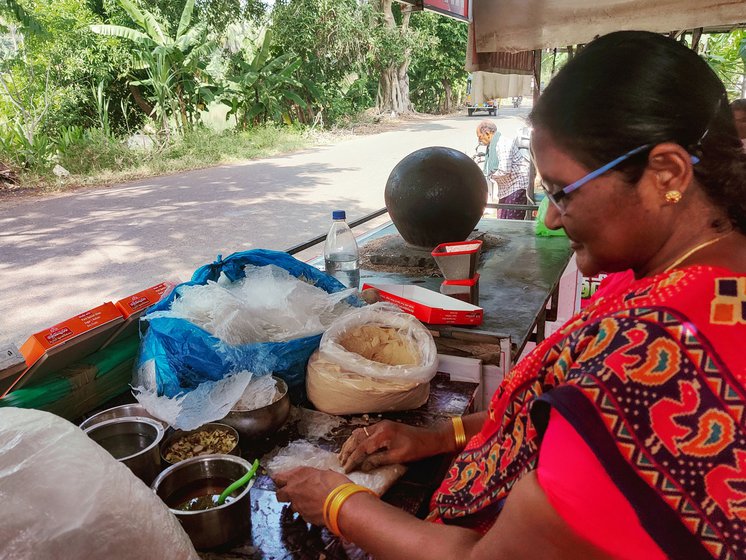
[307,304,438,415]
[0,408,198,560]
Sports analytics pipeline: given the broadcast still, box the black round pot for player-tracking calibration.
[384,146,487,249]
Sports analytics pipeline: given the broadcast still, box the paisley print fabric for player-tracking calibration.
[428,266,746,559]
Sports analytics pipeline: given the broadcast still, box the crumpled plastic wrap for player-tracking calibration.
[147,265,355,345]
[235,373,280,410]
[264,440,406,496]
[0,408,198,560]
[133,250,359,430]
[306,304,438,415]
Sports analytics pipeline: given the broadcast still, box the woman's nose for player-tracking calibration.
[544,202,564,230]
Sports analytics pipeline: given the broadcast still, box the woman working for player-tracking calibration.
[274,31,746,560]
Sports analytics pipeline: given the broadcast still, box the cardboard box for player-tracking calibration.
[6,302,125,396]
[0,341,26,395]
[363,282,483,326]
[102,281,177,348]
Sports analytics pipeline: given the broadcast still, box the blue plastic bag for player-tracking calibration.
[136,249,350,409]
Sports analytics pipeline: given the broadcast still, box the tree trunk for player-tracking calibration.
[442,78,453,113]
[129,84,154,117]
[375,0,414,115]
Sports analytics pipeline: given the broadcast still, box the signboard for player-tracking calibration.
[397,0,470,21]
[423,0,469,21]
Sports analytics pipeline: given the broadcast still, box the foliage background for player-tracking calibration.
[0,0,744,186]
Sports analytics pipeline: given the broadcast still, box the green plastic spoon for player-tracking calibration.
[217,459,260,505]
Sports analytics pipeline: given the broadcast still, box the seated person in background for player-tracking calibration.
[730,98,746,150]
[273,30,746,560]
[492,126,531,219]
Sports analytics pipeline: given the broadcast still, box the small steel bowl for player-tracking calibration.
[79,403,168,432]
[151,454,254,550]
[84,417,164,485]
[220,376,290,439]
[160,423,240,466]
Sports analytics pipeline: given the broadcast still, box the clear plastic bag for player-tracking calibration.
[307,304,437,415]
[318,303,437,383]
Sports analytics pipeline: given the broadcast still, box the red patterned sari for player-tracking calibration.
[428,266,746,560]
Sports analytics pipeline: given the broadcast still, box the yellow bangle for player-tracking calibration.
[322,483,351,531]
[452,416,467,449]
[322,482,377,538]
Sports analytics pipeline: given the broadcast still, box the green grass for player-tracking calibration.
[7,125,315,194]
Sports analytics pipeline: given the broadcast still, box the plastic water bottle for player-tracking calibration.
[324,210,360,289]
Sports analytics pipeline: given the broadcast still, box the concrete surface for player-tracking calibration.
[0,109,530,344]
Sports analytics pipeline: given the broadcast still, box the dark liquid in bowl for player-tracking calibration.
[166,477,237,511]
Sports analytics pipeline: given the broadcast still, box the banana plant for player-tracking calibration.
[221,29,306,128]
[90,0,217,135]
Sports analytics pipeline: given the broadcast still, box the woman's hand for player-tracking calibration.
[273,467,351,526]
[338,420,449,473]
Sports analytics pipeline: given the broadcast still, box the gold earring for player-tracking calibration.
[665,191,682,204]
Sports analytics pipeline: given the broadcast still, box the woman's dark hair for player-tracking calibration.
[530,30,746,233]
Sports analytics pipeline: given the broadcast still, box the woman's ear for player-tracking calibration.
[644,143,695,202]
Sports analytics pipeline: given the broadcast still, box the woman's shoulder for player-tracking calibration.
[590,266,745,318]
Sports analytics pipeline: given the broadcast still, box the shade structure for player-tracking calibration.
[471,0,746,53]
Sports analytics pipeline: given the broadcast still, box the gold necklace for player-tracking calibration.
[664,231,733,272]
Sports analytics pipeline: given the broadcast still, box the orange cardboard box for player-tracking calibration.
[102,281,177,348]
[5,302,125,396]
[114,281,175,318]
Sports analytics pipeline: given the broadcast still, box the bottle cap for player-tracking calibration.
[332,210,346,220]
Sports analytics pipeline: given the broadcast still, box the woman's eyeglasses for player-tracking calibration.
[541,143,701,214]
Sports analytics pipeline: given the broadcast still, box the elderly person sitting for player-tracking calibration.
[275,31,746,560]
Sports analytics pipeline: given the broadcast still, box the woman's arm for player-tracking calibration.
[339,412,488,472]
[274,468,613,560]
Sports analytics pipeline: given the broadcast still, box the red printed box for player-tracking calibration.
[5,303,125,396]
[102,281,177,348]
[363,283,483,326]
[115,281,175,318]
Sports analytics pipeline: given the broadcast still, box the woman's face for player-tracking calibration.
[531,128,667,277]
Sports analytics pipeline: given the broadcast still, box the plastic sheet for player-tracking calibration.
[0,408,198,560]
[264,440,406,496]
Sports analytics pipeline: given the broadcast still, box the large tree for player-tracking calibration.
[371,0,416,115]
[409,12,467,113]
[269,0,372,125]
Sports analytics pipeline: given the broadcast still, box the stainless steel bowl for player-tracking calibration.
[220,376,291,439]
[160,423,240,466]
[151,454,254,550]
[79,403,168,431]
[84,417,164,484]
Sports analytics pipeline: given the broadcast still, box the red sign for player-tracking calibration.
[423,0,469,21]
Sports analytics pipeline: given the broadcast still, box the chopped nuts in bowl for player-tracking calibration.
[160,423,239,465]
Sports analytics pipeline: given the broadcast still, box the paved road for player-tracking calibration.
[0,109,529,345]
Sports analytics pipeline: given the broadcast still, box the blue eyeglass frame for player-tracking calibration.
[544,143,701,213]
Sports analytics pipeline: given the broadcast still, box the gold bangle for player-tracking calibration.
[324,482,377,538]
[452,416,467,449]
